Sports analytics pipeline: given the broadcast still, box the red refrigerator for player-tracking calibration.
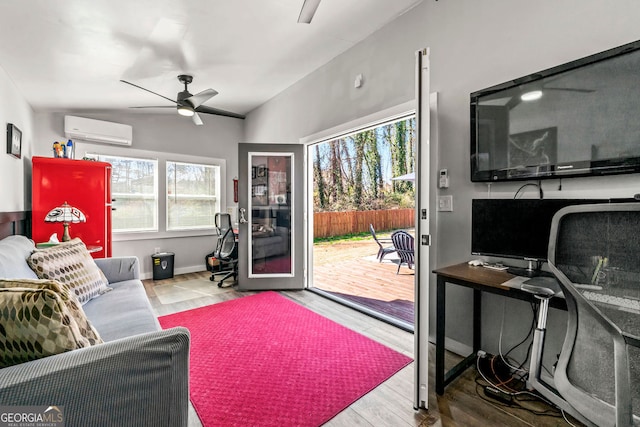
[32,156,112,258]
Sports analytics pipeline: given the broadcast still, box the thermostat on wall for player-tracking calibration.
[439,169,449,189]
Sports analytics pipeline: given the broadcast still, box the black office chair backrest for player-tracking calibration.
[217,228,237,261]
[547,202,640,426]
[215,213,232,234]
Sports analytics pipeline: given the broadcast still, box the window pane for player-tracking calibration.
[111,194,157,231]
[94,154,158,232]
[249,154,293,277]
[167,161,220,230]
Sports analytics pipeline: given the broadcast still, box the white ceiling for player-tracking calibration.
[0,0,422,118]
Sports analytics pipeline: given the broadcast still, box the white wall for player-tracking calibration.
[0,65,34,212]
[244,0,640,362]
[33,111,244,278]
[244,7,421,143]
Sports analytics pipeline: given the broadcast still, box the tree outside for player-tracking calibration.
[312,116,416,213]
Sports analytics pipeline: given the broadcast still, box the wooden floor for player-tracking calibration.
[144,271,577,427]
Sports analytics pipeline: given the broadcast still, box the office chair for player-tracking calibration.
[206,212,233,274]
[215,212,232,234]
[526,203,640,427]
[391,230,414,274]
[209,228,238,287]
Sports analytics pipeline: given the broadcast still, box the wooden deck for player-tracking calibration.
[312,236,415,324]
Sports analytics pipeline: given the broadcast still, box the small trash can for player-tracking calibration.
[152,252,174,280]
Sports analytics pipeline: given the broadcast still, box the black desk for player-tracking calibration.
[433,262,566,395]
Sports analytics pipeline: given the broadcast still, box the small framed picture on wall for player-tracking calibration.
[6,123,21,159]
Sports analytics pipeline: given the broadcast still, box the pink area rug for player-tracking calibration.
[158,291,412,427]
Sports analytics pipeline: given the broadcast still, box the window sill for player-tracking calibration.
[113,229,217,242]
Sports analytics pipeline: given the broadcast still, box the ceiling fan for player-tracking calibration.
[297,0,322,23]
[513,73,595,102]
[120,75,245,125]
[504,75,595,109]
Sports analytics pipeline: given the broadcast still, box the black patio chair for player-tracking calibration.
[370,223,395,262]
[391,230,414,274]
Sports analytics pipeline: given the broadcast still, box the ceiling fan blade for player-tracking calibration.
[192,112,204,126]
[185,88,218,109]
[298,0,321,23]
[545,87,595,93]
[129,105,175,109]
[196,105,245,120]
[506,96,523,111]
[120,80,177,104]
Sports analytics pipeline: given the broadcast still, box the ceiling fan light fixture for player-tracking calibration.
[177,105,195,117]
[521,90,543,102]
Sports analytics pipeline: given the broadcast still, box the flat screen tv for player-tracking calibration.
[470,39,640,182]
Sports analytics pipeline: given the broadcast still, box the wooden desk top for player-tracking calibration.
[434,262,515,288]
[434,262,567,310]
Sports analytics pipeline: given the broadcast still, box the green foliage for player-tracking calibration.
[384,189,416,208]
[312,116,416,212]
[313,231,371,244]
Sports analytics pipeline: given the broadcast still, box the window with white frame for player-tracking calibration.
[166,161,220,231]
[92,154,158,232]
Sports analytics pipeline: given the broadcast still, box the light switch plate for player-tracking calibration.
[438,195,453,212]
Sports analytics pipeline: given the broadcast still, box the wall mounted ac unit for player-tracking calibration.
[64,115,133,146]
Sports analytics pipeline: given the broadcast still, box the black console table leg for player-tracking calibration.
[473,289,481,354]
[436,276,446,395]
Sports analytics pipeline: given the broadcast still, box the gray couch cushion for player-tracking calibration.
[0,236,38,280]
[82,279,160,342]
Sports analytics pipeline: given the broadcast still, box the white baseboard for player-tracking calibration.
[428,334,473,357]
[444,338,473,357]
[141,265,207,280]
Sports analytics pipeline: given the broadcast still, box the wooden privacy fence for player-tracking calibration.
[314,209,415,238]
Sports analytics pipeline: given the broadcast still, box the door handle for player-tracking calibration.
[239,208,248,224]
